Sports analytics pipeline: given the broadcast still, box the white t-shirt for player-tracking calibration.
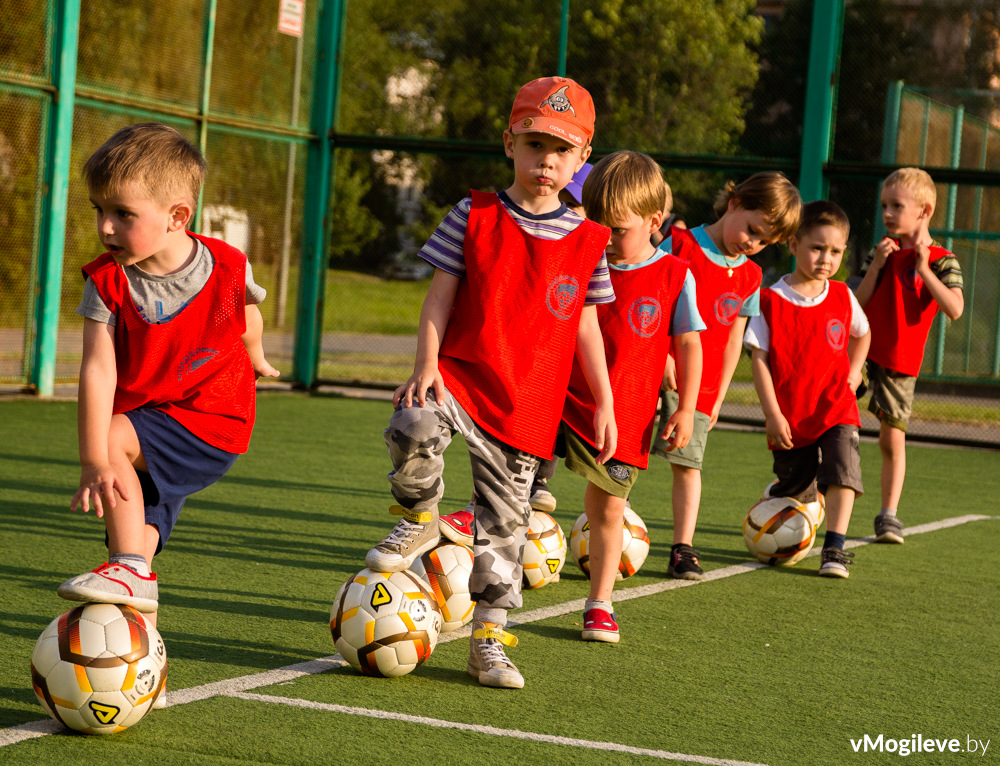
[743,275,869,353]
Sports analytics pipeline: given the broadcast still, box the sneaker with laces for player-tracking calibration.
[528,480,557,513]
[818,546,854,578]
[667,544,705,581]
[439,504,475,546]
[581,608,620,643]
[874,513,904,544]
[366,505,440,572]
[467,621,523,688]
[57,562,158,613]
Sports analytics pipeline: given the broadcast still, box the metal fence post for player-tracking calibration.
[294,0,346,386]
[31,0,81,396]
[798,0,843,203]
[934,106,963,374]
[874,80,904,245]
[558,0,569,77]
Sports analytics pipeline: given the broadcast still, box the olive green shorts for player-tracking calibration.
[866,361,916,432]
[650,389,711,470]
[557,425,639,499]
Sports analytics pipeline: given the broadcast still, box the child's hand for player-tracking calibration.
[393,364,445,408]
[847,368,864,393]
[592,403,618,465]
[72,463,128,518]
[661,354,677,391]
[913,243,931,275]
[764,413,794,451]
[659,410,694,451]
[872,237,899,270]
[254,360,281,379]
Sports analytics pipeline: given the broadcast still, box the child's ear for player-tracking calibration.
[921,202,934,220]
[788,235,800,255]
[168,200,194,231]
[576,144,592,168]
[503,130,516,159]
[648,208,664,233]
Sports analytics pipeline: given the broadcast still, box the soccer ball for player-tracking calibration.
[409,542,475,632]
[743,496,817,566]
[30,604,167,735]
[569,505,651,580]
[521,511,567,589]
[763,480,825,528]
[331,568,443,677]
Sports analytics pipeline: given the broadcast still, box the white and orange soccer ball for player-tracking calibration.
[743,496,817,566]
[762,480,825,528]
[409,542,476,632]
[331,568,443,678]
[569,505,651,580]
[30,603,167,735]
[521,511,567,589]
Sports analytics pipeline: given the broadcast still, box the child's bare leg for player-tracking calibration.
[57,414,160,613]
[823,485,855,536]
[103,414,149,556]
[878,422,906,512]
[584,483,626,602]
[670,463,701,545]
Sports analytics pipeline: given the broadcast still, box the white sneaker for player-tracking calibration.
[529,483,557,513]
[365,505,440,572]
[467,622,523,689]
[57,562,158,613]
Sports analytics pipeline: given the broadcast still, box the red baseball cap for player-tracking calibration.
[508,76,595,148]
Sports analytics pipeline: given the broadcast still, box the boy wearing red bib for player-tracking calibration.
[560,152,704,642]
[854,168,964,544]
[59,124,273,654]
[652,173,801,580]
[745,202,871,578]
[366,77,617,689]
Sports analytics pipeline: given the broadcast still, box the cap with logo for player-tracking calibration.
[509,76,595,148]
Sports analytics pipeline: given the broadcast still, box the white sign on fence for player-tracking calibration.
[278,0,305,38]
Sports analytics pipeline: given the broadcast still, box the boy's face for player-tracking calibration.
[789,224,847,283]
[881,185,930,238]
[503,131,590,208]
[605,209,662,266]
[719,200,776,258]
[90,183,190,268]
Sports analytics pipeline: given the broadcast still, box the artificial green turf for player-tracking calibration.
[1,394,998,765]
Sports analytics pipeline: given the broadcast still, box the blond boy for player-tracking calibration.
[854,168,964,543]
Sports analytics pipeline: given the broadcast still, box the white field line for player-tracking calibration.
[2,513,996,751]
[229,691,770,766]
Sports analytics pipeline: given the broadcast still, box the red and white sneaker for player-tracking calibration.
[439,505,475,546]
[57,562,158,613]
[581,608,620,643]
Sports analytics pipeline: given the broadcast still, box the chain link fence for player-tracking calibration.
[2,0,998,445]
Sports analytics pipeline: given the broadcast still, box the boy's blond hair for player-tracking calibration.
[797,200,850,240]
[83,123,205,207]
[713,171,802,242]
[882,167,936,210]
[582,151,665,227]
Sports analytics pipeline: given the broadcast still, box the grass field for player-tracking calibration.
[1,394,998,765]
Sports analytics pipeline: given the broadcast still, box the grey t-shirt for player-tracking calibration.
[77,237,265,326]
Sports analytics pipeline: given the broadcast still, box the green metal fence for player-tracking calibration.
[2,0,998,446]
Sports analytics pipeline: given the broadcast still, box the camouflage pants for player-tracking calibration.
[384,387,539,611]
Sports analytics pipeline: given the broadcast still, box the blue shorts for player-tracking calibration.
[122,408,239,554]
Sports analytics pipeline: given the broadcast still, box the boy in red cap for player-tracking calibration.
[366,76,616,689]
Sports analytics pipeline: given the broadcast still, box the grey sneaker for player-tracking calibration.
[57,562,158,613]
[818,547,854,578]
[365,505,440,572]
[529,481,557,513]
[874,513,904,544]
[467,622,524,689]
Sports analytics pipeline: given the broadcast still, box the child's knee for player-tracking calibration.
[385,405,448,452]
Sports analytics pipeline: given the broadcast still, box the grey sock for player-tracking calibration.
[880,507,897,518]
[473,606,507,627]
[110,553,150,577]
[585,599,614,614]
